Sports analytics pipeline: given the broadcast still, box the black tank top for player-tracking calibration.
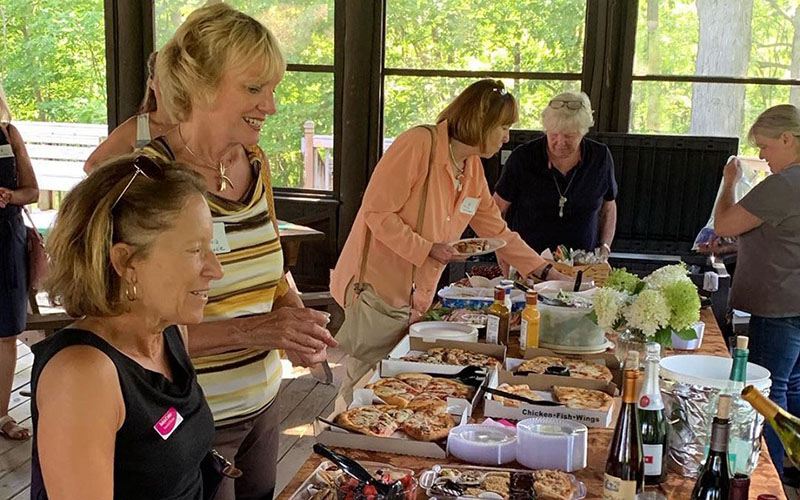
[30,326,214,500]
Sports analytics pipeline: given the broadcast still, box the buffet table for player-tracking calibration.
[278,308,787,500]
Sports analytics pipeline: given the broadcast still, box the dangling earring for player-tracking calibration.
[125,283,138,301]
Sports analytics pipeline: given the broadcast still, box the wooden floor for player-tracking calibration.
[0,338,346,500]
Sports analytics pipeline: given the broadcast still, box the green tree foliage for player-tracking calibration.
[0,1,106,123]
[383,0,585,138]
[630,0,800,154]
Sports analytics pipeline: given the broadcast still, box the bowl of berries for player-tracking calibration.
[333,466,417,500]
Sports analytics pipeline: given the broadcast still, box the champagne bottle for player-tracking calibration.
[637,343,668,484]
[486,286,509,345]
[690,394,732,500]
[520,291,540,352]
[741,385,800,469]
[724,336,751,475]
[604,352,644,499]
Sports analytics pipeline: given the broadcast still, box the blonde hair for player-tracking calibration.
[0,83,12,125]
[45,156,206,317]
[157,3,286,122]
[138,51,159,114]
[748,104,800,147]
[437,79,519,153]
[541,91,594,136]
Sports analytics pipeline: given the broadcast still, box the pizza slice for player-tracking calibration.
[395,372,433,392]
[493,383,543,408]
[401,410,455,442]
[553,386,613,411]
[423,377,472,400]
[365,377,420,407]
[335,405,398,437]
[406,394,448,414]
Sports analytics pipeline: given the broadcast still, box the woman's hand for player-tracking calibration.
[0,187,12,208]
[429,243,466,264]
[723,157,743,187]
[247,307,337,354]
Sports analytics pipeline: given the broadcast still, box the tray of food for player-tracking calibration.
[419,464,585,500]
[363,372,479,410]
[512,356,613,383]
[491,383,613,412]
[400,347,501,370]
[450,238,506,256]
[287,460,416,500]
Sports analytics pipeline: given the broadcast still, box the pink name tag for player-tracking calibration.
[154,407,184,440]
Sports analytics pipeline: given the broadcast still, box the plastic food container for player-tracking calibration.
[409,321,479,343]
[288,461,416,500]
[437,286,526,312]
[530,284,605,348]
[446,424,517,465]
[516,419,588,472]
[670,322,705,350]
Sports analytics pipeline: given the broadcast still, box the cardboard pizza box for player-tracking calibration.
[352,369,487,417]
[380,335,506,378]
[519,347,622,390]
[482,367,616,428]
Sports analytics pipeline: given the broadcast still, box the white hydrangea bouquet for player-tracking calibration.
[592,263,701,346]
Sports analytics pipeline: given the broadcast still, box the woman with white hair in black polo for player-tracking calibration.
[493,91,618,257]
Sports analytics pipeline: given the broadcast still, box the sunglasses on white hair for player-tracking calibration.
[548,99,584,111]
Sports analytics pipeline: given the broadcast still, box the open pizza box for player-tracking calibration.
[483,366,617,428]
[315,365,469,458]
[511,347,623,390]
[380,334,506,377]
[352,368,486,417]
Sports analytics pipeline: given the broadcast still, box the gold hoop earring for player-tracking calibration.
[125,283,138,301]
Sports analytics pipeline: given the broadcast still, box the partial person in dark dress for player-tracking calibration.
[0,83,38,441]
[31,156,223,500]
[493,91,617,255]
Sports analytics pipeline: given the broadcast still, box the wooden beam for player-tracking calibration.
[104,0,155,131]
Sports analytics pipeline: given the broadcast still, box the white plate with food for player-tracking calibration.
[450,238,506,256]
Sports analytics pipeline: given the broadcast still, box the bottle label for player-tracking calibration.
[642,444,663,476]
[520,320,528,350]
[487,316,499,344]
[603,474,638,500]
[637,394,664,411]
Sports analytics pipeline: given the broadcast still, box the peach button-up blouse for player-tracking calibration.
[330,120,547,320]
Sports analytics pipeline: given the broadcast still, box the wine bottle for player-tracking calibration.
[690,394,732,500]
[486,286,509,345]
[724,335,752,475]
[637,342,668,484]
[741,385,800,469]
[604,352,644,500]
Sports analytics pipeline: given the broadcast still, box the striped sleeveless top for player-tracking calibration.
[143,138,286,426]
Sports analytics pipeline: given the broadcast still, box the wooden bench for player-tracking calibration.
[14,121,105,208]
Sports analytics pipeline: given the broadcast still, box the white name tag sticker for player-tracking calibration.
[211,222,231,254]
[0,144,13,158]
[459,197,479,216]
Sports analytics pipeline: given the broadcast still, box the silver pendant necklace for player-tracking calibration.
[551,164,576,218]
[449,142,465,192]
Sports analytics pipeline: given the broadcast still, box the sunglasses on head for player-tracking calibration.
[491,86,510,97]
[549,99,584,111]
[111,155,163,209]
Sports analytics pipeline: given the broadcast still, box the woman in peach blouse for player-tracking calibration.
[331,79,568,387]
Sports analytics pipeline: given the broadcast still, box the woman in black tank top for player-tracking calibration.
[31,156,223,500]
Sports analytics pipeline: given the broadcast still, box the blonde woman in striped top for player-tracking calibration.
[142,5,337,500]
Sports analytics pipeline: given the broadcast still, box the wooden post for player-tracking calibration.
[303,120,315,189]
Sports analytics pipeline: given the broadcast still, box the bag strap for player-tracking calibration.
[356,125,438,301]
[21,207,44,244]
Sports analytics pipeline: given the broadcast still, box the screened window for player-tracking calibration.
[155,0,334,191]
[629,0,800,153]
[383,0,587,141]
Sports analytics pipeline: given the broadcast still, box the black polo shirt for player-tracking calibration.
[494,135,617,253]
